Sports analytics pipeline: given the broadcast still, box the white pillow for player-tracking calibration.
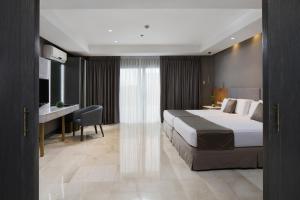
[248,101,261,117]
[235,99,252,115]
[221,98,229,111]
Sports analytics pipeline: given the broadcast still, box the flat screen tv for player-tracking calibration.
[39,79,49,107]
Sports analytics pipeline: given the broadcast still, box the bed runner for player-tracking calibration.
[166,110,195,117]
[178,115,234,150]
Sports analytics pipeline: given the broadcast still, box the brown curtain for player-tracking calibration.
[160,56,202,121]
[86,57,120,124]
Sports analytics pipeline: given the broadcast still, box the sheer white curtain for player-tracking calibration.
[120,57,160,123]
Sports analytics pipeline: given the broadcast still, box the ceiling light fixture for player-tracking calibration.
[140,34,145,38]
[231,37,236,40]
[114,40,119,43]
[144,25,150,29]
[108,29,113,32]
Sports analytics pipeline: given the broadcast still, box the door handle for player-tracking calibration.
[273,104,280,133]
[23,107,29,137]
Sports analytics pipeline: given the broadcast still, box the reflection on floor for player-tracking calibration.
[39,123,263,200]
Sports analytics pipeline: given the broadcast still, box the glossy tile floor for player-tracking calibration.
[40,123,263,200]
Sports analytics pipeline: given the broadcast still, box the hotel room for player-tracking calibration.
[40,5,264,198]
[1,0,300,200]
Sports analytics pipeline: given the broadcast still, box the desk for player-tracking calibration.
[39,105,79,157]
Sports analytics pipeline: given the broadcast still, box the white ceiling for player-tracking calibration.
[41,0,261,9]
[40,0,262,56]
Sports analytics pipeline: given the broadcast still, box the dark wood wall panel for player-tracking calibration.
[0,0,39,199]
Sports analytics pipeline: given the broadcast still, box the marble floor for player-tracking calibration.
[40,123,263,200]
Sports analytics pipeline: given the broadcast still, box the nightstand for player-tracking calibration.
[202,105,221,110]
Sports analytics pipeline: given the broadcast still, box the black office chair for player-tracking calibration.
[72,105,104,141]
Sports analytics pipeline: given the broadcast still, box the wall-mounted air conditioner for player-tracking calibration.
[43,45,67,63]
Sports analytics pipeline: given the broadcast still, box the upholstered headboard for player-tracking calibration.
[229,88,261,100]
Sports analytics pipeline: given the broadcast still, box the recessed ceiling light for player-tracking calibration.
[140,34,145,38]
[231,37,236,40]
[108,29,113,32]
[144,25,150,29]
[114,40,119,43]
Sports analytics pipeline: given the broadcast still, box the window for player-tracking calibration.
[120,57,160,123]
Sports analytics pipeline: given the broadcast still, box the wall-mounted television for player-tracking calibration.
[39,79,49,107]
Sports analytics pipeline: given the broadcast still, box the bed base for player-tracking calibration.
[163,121,173,140]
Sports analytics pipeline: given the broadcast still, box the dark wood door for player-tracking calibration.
[263,0,300,199]
[0,0,39,199]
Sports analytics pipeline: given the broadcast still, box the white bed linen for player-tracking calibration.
[173,110,263,148]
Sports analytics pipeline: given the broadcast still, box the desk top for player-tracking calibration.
[39,104,79,123]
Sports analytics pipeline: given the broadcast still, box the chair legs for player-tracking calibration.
[99,124,104,137]
[80,126,84,141]
[94,125,98,134]
[75,125,102,141]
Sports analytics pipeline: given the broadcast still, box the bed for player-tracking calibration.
[162,88,263,171]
